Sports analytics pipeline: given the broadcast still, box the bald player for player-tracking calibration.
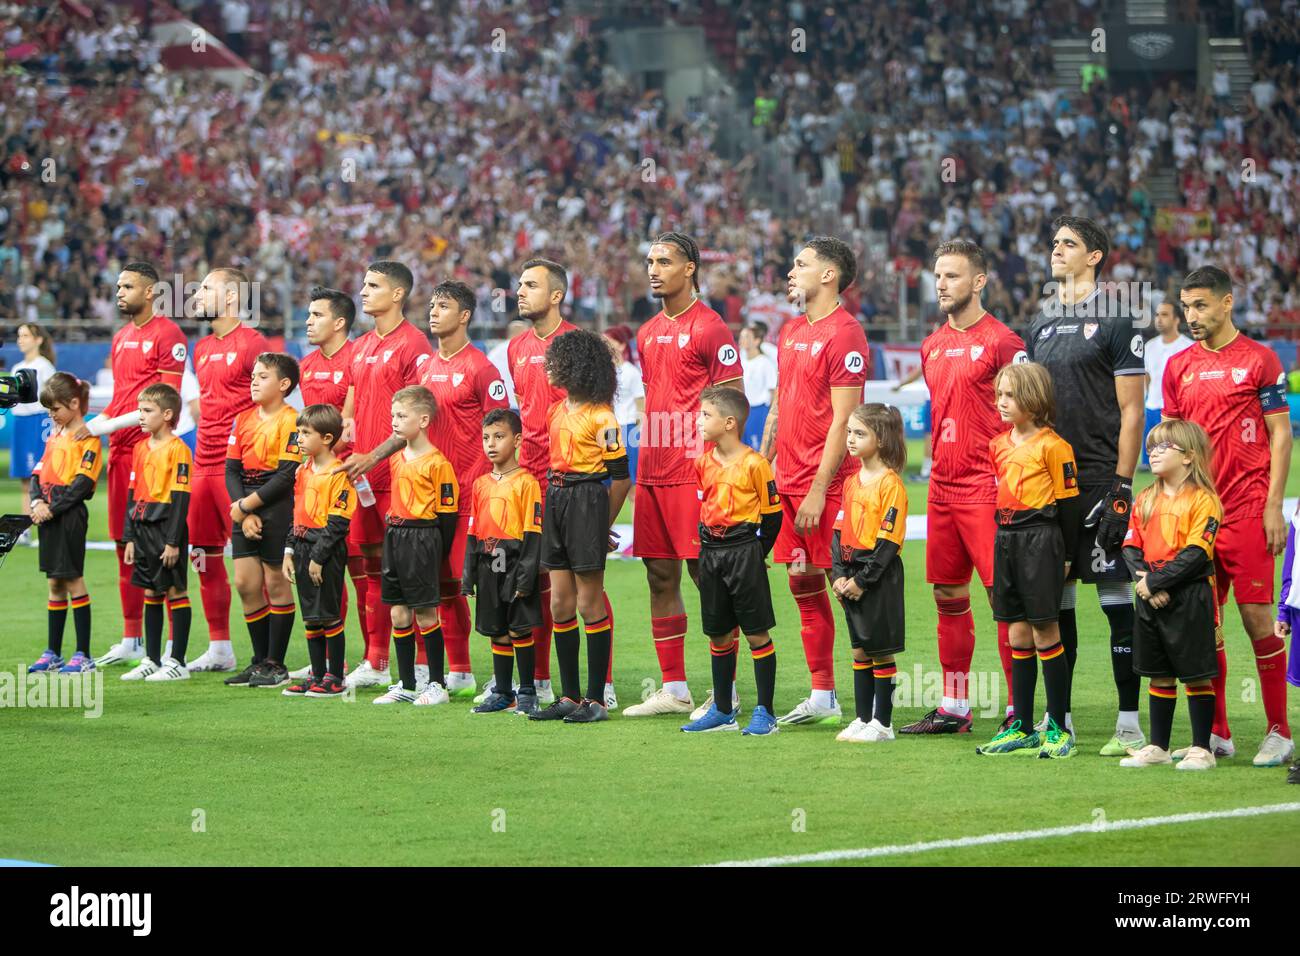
[182,268,269,672]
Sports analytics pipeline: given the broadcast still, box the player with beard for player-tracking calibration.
[1163,266,1293,767]
[1026,216,1146,755]
[346,280,509,700]
[183,268,270,672]
[80,263,188,667]
[623,233,742,719]
[286,287,366,679]
[506,258,617,709]
[762,237,870,726]
[900,240,1027,735]
[336,262,433,689]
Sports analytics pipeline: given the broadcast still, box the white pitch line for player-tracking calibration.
[704,802,1300,867]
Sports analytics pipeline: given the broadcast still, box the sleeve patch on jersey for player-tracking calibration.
[285,431,300,455]
[717,344,739,366]
[766,479,779,506]
[603,427,621,451]
[1259,383,1286,413]
[1202,516,1219,543]
[1012,350,1028,365]
[332,489,350,509]
[1130,335,1144,358]
[487,380,507,402]
[880,506,898,533]
[843,351,865,374]
[171,343,188,363]
[80,449,97,469]
[175,462,190,485]
[533,501,543,525]
[440,483,456,506]
[1063,461,1077,489]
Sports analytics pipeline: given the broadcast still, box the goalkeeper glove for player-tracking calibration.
[1093,474,1133,553]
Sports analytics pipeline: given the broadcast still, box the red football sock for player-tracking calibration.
[997,620,1015,710]
[116,542,143,638]
[363,554,389,669]
[347,555,370,658]
[936,596,975,702]
[1253,634,1290,737]
[789,573,835,691]
[1211,645,1230,740]
[652,613,688,684]
[441,586,473,673]
[195,548,231,642]
[532,573,552,681]
[603,590,614,683]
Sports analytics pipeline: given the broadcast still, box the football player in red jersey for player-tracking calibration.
[900,241,1026,735]
[183,268,269,673]
[623,233,743,719]
[336,261,433,688]
[288,287,365,679]
[762,237,870,725]
[506,259,617,708]
[344,279,508,699]
[1164,265,1293,767]
[79,263,188,668]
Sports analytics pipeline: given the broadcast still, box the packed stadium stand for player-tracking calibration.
[1,0,1298,352]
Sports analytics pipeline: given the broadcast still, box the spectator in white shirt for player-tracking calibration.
[176,359,202,454]
[10,323,59,520]
[1142,300,1193,468]
[738,323,778,451]
[603,325,644,496]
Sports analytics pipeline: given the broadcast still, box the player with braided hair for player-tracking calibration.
[625,232,744,719]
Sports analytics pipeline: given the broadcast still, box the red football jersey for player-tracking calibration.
[193,323,269,471]
[300,340,354,457]
[507,319,578,480]
[636,298,742,486]
[1162,333,1288,519]
[419,342,509,515]
[349,320,433,492]
[774,305,870,496]
[105,314,188,455]
[920,314,1026,504]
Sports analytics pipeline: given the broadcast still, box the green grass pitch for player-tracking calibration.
[0,441,1297,867]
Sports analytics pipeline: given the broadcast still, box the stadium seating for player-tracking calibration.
[1,0,1296,349]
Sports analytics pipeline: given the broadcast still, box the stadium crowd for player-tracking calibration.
[2,0,1299,343]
